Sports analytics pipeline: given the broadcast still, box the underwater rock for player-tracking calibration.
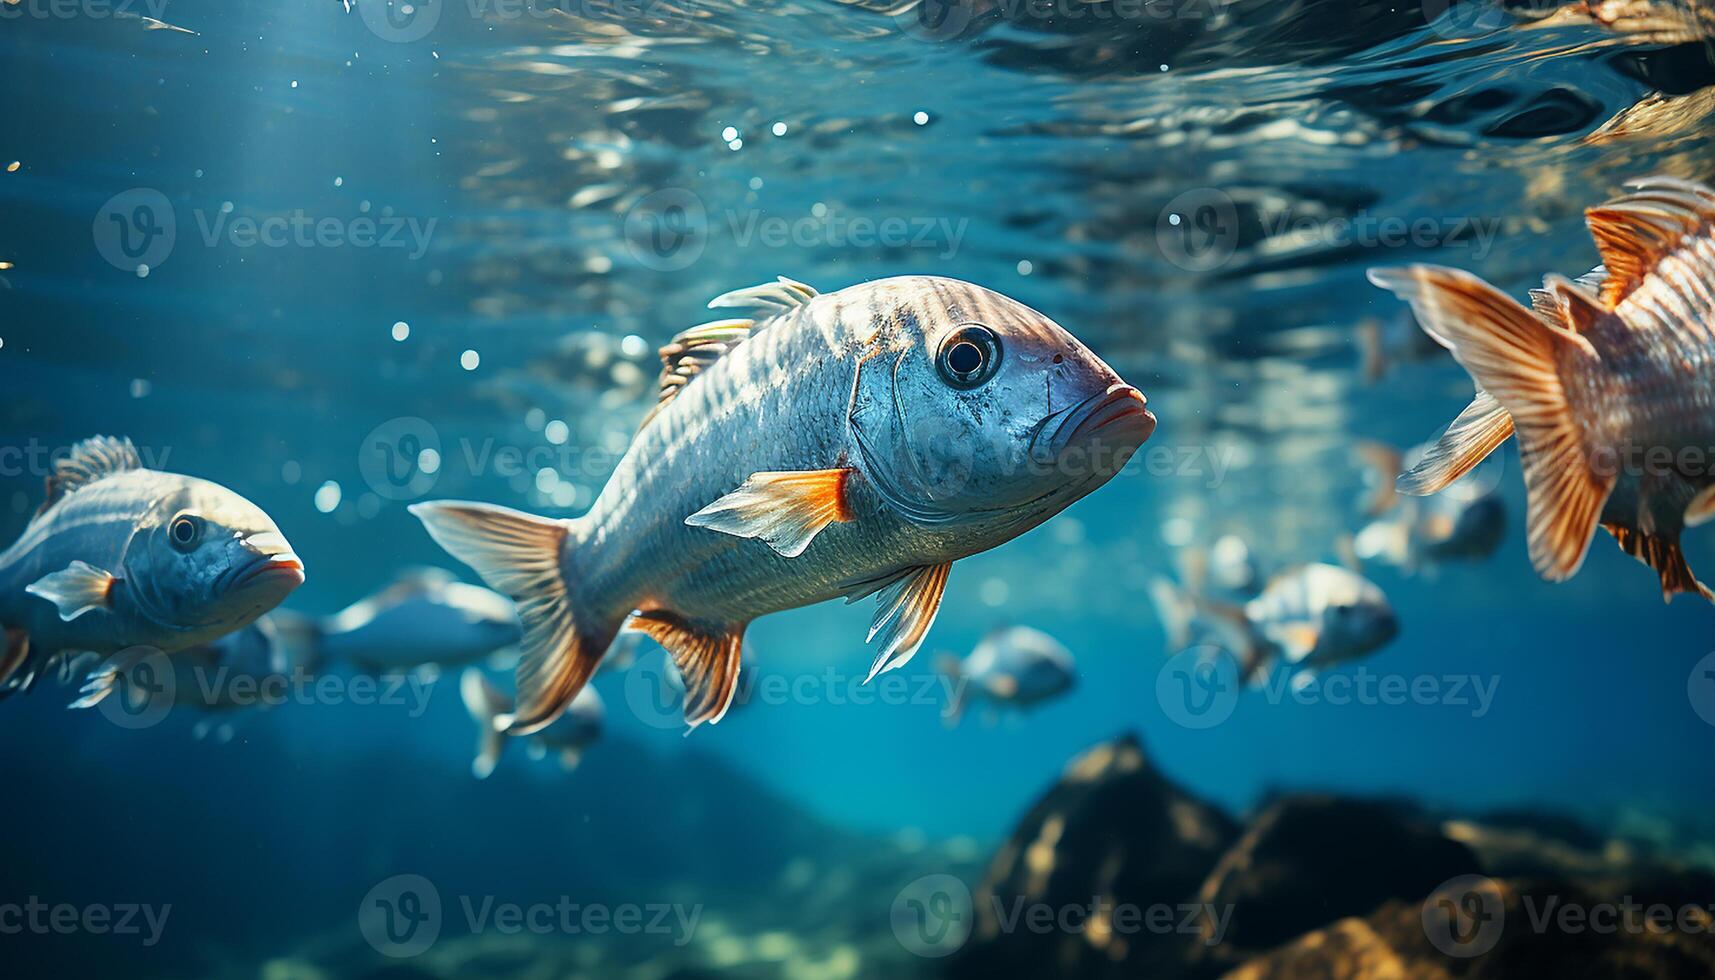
[949,732,1239,980]
[1225,871,1715,980]
[1189,795,1484,965]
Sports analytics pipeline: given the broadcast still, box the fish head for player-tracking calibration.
[850,278,1155,524]
[1312,567,1399,662]
[126,478,305,639]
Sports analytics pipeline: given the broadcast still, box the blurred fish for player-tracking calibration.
[1370,177,1715,601]
[460,668,602,779]
[1352,441,1506,571]
[937,625,1075,725]
[0,437,303,706]
[309,568,521,677]
[1356,310,1447,384]
[1152,563,1399,684]
[413,275,1155,733]
[161,613,318,741]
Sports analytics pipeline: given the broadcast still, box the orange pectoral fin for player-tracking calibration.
[685,468,855,558]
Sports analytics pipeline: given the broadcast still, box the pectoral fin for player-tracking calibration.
[630,611,746,728]
[864,562,951,682]
[685,468,855,558]
[27,562,117,621]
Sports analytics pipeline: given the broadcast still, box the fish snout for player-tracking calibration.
[231,531,306,594]
[1031,383,1156,469]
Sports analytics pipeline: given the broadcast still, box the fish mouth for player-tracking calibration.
[1031,383,1157,464]
[225,546,306,595]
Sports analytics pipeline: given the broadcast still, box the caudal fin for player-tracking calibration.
[411,501,610,735]
[459,668,512,779]
[1368,266,1614,581]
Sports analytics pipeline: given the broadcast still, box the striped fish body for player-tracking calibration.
[1568,252,1715,536]
[0,470,163,654]
[415,276,1155,732]
[0,437,303,696]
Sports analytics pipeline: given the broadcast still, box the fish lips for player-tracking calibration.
[223,536,307,601]
[1029,383,1157,472]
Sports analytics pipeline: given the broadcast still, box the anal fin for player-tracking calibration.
[864,562,951,682]
[686,468,855,558]
[630,611,746,728]
[1604,523,1714,603]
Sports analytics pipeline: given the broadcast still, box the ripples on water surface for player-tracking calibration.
[2,1,1714,978]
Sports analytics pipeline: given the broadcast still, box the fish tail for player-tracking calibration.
[410,501,616,736]
[459,668,512,779]
[1149,576,1197,651]
[934,652,965,727]
[1397,389,1515,496]
[1368,266,1614,581]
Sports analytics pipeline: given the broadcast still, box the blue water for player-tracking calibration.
[3,1,1714,977]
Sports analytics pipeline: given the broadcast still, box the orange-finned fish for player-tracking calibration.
[1369,176,1715,601]
[412,275,1155,733]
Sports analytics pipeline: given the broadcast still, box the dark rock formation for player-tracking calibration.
[1227,872,1715,980]
[947,732,1240,980]
[1190,794,1484,967]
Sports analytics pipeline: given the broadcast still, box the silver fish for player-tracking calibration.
[937,625,1076,724]
[1353,441,1506,571]
[460,668,602,779]
[311,567,522,675]
[413,275,1155,733]
[0,437,304,703]
[1153,562,1399,683]
[1371,176,1715,601]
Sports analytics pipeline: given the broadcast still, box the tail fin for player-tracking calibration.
[935,653,966,727]
[1368,266,1614,580]
[459,668,512,779]
[411,501,611,735]
[1398,389,1515,496]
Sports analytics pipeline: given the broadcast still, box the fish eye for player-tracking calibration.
[169,515,203,552]
[935,324,1002,389]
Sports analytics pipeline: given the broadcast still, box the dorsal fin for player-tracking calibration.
[640,318,755,429]
[1529,265,1607,324]
[37,436,142,517]
[706,275,819,314]
[1584,176,1715,309]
